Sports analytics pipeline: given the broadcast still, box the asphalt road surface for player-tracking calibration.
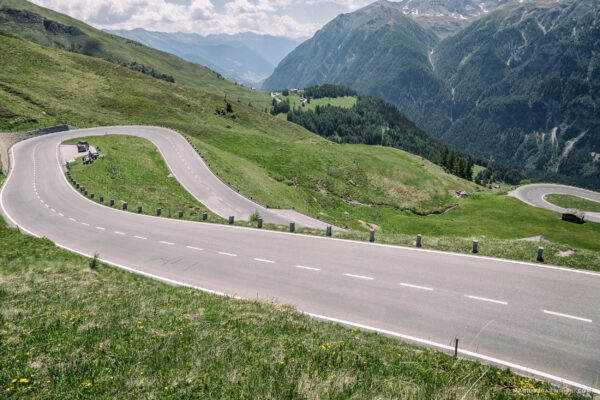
[2,128,599,394]
[514,184,600,223]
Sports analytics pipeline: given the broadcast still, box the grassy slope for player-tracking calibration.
[0,209,592,399]
[545,194,600,213]
[0,31,475,229]
[0,0,272,112]
[273,92,357,115]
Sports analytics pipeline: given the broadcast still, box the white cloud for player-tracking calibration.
[30,0,372,38]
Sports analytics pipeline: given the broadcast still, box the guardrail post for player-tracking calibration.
[156,208,161,216]
[472,240,478,254]
[537,247,544,262]
[290,222,295,232]
[416,234,422,248]
[370,229,375,243]
[90,193,94,199]
[202,212,207,221]
[258,218,263,228]
[178,211,183,218]
[110,199,114,206]
[326,226,332,237]
[123,202,127,210]
[76,183,80,189]
[99,196,104,203]
[454,338,459,358]
[229,216,234,224]
[137,206,142,213]
[84,190,88,196]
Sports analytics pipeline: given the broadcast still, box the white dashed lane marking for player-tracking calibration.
[400,283,434,291]
[81,222,90,227]
[543,310,592,323]
[254,258,275,264]
[114,231,126,236]
[344,273,374,281]
[134,236,147,240]
[186,246,203,251]
[68,217,77,222]
[295,265,320,271]
[218,251,237,257]
[160,241,175,246]
[465,295,508,305]
[96,227,106,231]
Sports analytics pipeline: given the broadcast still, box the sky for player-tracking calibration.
[31,0,377,39]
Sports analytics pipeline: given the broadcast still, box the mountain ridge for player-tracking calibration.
[264,0,600,189]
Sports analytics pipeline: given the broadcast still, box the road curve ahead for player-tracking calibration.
[59,126,332,229]
[514,184,600,223]
[1,129,600,394]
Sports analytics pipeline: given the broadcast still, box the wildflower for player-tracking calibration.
[19,378,29,383]
[164,387,169,390]
[11,379,17,383]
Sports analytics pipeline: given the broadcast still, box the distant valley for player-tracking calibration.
[107,29,304,87]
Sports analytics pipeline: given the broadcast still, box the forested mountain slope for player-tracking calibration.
[434,0,600,188]
[264,0,600,189]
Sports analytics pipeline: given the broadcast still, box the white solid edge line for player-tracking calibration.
[186,245,203,251]
[400,282,434,291]
[1,146,598,394]
[543,310,592,323]
[295,265,320,271]
[160,241,175,245]
[218,251,237,257]
[36,127,599,279]
[254,258,275,264]
[465,295,508,305]
[344,273,374,280]
[303,312,600,395]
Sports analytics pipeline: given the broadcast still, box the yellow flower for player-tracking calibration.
[280,361,284,365]
[19,378,29,383]
[164,387,169,390]
[11,379,17,383]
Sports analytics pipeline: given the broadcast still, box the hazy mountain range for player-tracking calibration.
[106,29,304,87]
[264,0,600,189]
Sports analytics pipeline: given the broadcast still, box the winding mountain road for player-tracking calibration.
[514,184,600,223]
[1,127,599,394]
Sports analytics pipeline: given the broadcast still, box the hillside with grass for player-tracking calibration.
[0,0,272,110]
[0,28,476,231]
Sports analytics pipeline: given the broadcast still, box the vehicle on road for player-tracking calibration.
[77,140,89,152]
